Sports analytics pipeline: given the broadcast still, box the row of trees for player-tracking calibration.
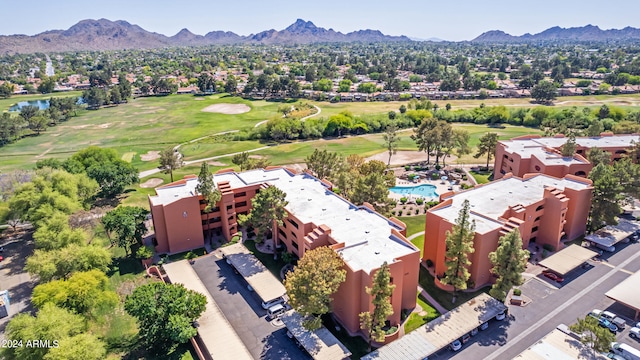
[305,150,396,213]
[0,96,80,146]
[82,73,132,109]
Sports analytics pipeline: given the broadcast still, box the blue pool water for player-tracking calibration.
[389,184,438,198]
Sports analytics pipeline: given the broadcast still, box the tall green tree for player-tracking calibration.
[350,160,395,214]
[359,262,395,351]
[411,117,438,164]
[32,270,118,315]
[588,163,624,231]
[43,333,107,360]
[440,199,476,302]
[159,148,183,182]
[474,132,499,169]
[560,134,577,157]
[586,147,611,167]
[26,244,111,282]
[570,316,616,356]
[488,229,529,301]
[383,124,399,167]
[33,212,86,250]
[238,185,287,245]
[224,75,238,94]
[124,282,207,351]
[531,80,557,103]
[285,246,347,330]
[305,148,342,180]
[195,162,221,240]
[2,303,90,360]
[102,206,149,255]
[231,151,250,171]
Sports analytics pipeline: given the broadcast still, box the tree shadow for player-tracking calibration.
[259,329,310,360]
[107,257,144,277]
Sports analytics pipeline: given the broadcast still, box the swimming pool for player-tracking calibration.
[389,184,438,198]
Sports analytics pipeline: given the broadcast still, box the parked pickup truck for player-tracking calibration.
[593,309,626,330]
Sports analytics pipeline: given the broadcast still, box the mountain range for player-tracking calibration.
[2,20,640,54]
[0,18,411,54]
[472,24,640,42]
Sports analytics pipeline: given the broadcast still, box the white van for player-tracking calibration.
[262,297,285,310]
[267,304,286,318]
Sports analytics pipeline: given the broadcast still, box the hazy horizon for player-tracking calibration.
[1,0,639,41]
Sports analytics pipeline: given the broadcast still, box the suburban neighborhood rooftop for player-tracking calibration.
[150,168,417,273]
[432,174,591,234]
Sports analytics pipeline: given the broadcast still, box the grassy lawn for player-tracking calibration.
[410,234,425,257]
[419,266,490,311]
[166,247,207,262]
[398,216,426,237]
[0,94,283,172]
[404,292,441,333]
[469,170,492,184]
[243,240,287,281]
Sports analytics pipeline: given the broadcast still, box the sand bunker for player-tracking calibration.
[202,103,250,114]
[140,150,161,161]
[140,178,163,188]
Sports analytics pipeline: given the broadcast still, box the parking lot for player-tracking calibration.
[0,234,35,338]
[191,254,310,360]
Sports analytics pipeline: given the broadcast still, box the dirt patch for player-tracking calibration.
[195,98,205,101]
[140,150,161,161]
[99,123,112,129]
[202,103,250,114]
[208,161,227,166]
[70,124,90,129]
[249,154,265,159]
[140,178,163,188]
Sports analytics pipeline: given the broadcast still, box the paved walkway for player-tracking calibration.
[407,231,425,241]
[417,285,449,314]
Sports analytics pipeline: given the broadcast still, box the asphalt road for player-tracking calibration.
[435,240,640,360]
[0,236,35,338]
[191,255,310,360]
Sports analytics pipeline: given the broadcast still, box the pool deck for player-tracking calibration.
[390,178,456,202]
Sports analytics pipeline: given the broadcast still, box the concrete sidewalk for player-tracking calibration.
[417,285,449,314]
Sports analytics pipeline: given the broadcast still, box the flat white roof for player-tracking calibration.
[538,244,598,276]
[513,328,608,360]
[431,174,591,234]
[501,134,639,162]
[606,270,640,311]
[281,310,351,360]
[585,219,640,247]
[220,243,286,302]
[151,168,417,273]
[362,293,507,360]
[162,260,252,360]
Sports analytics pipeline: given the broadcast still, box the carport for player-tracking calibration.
[538,244,598,276]
[585,219,640,248]
[513,328,603,359]
[280,310,351,360]
[220,243,287,303]
[606,271,640,320]
[362,293,507,360]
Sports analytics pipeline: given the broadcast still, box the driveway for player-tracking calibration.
[0,234,36,337]
[191,255,309,360]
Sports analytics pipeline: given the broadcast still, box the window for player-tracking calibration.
[278,228,286,238]
[287,219,299,229]
[236,201,247,208]
[233,192,246,198]
[290,231,297,239]
[575,171,586,177]
[291,241,299,250]
[535,205,544,212]
[534,165,541,171]
[226,204,233,211]
[534,216,541,222]
[531,226,539,233]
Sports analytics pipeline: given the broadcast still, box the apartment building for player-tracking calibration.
[494,133,639,180]
[423,173,593,289]
[149,167,420,335]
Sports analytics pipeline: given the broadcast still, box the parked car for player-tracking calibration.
[461,333,471,344]
[261,297,286,310]
[630,327,640,339]
[588,314,619,333]
[480,322,489,330]
[496,310,506,321]
[542,270,564,283]
[470,327,479,336]
[592,309,625,330]
[449,339,462,351]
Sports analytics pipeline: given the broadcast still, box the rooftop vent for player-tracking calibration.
[374,251,380,255]
[365,230,370,234]
[322,208,326,211]
[308,198,312,201]
[346,217,351,221]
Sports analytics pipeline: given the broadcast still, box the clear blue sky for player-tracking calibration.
[1,0,638,41]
